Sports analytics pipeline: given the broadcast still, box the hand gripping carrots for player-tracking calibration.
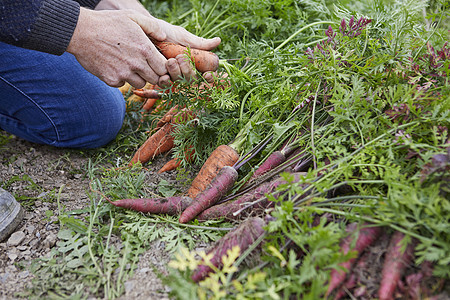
[153,41,220,73]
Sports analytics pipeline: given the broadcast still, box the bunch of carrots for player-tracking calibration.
[107,41,442,298]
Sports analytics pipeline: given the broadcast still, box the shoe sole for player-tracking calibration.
[0,189,25,242]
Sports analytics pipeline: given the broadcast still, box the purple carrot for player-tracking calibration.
[378,231,415,300]
[107,196,192,215]
[326,223,382,297]
[191,217,266,282]
[179,166,239,223]
[197,177,282,221]
[198,172,308,221]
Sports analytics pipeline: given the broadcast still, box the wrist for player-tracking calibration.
[67,7,93,55]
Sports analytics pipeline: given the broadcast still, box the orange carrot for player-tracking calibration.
[158,158,181,174]
[154,41,220,73]
[186,144,240,200]
[142,97,158,111]
[126,82,155,102]
[129,122,175,166]
[133,88,160,99]
[158,146,195,174]
[156,105,180,129]
[151,100,170,114]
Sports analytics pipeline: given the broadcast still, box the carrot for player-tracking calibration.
[179,165,239,223]
[158,158,181,174]
[126,82,155,103]
[197,172,306,221]
[333,252,368,300]
[187,144,240,199]
[326,223,382,297]
[107,196,192,215]
[133,89,160,99]
[378,231,415,300]
[129,122,175,165]
[156,105,180,129]
[191,217,266,282]
[158,146,195,174]
[250,150,286,180]
[196,179,276,222]
[142,97,158,111]
[154,41,220,73]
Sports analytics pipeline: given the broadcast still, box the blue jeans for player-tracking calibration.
[0,42,125,149]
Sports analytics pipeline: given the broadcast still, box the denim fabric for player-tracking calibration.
[0,42,125,149]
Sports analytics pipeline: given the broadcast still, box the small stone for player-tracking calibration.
[7,231,26,246]
[25,224,36,234]
[7,252,18,261]
[17,245,27,251]
[43,233,57,248]
[139,267,150,274]
[0,273,9,283]
[29,239,39,248]
[124,281,135,293]
[18,271,29,279]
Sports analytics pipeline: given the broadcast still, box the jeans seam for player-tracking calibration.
[0,75,60,143]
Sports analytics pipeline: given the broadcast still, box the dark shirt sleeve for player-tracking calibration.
[0,0,101,55]
[75,0,102,8]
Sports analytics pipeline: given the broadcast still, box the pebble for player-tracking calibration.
[18,271,29,279]
[139,267,150,274]
[124,281,135,293]
[25,224,36,235]
[43,233,57,248]
[7,231,26,246]
[7,252,18,262]
[17,245,27,251]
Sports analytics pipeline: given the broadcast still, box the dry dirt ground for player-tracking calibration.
[0,131,179,299]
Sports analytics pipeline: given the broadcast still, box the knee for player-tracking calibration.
[78,87,126,149]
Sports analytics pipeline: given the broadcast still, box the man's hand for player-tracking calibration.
[95,0,221,86]
[67,8,167,88]
[152,19,221,87]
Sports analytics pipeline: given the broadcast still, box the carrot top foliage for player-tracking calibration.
[24,0,449,298]
[140,0,449,297]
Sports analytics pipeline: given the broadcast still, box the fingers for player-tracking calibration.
[129,12,166,41]
[203,71,216,83]
[159,55,197,87]
[187,36,221,51]
[126,74,147,89]
[158,74,172,88]
[177,54,196,80]
[156,19,221,50]
[167,58,182,81]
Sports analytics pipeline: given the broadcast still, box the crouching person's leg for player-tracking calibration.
[0,42,125,149]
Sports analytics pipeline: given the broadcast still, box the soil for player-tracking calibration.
[0,132,178,299]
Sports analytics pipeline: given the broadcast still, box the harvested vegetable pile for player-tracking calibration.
[21,0,449,299]
[110,0,449,298]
